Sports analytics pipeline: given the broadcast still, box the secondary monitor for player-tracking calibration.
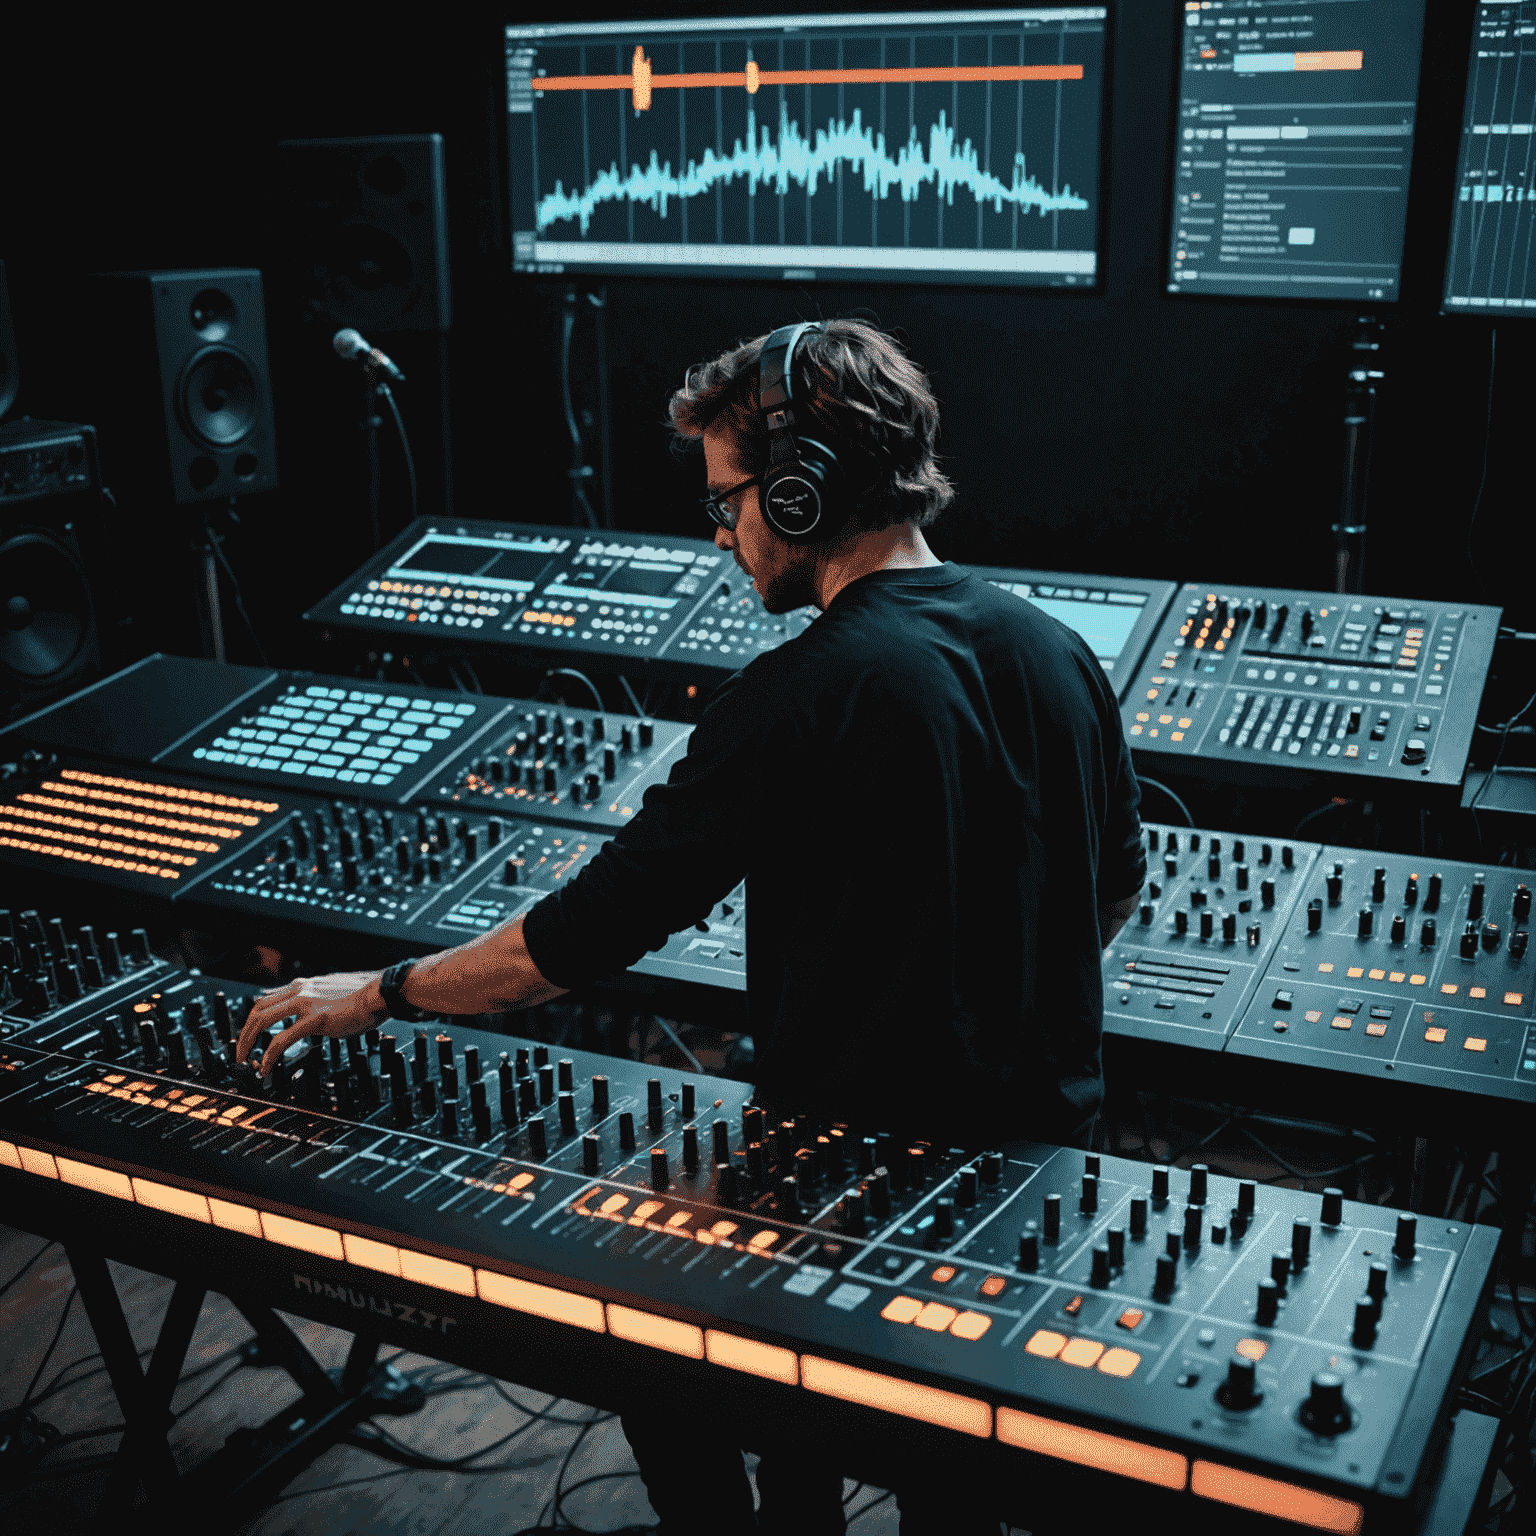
[506,9,1108,288]
[1167,0,1427,301]
[1443,0,1536,313]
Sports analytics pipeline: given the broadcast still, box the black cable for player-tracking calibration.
[205,514,271,666]
[378,382,418,526]
[1294,798,1355,836]
[16,1283,77,1412]
[462,658,485,694]
[0,1238,55,1302]
[617,673,645,718]
[561,288,600,530]
[1135,776,1193,828]
[543,667,606,713]
[1469,685,1536,821]
[1465,327,1497,602]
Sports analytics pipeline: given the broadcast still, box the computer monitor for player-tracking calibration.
[1166,0,1427,301]
[1443,0,1536,313]
[506,8,1108,288]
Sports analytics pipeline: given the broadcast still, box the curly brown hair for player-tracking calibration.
[669,319,955,532]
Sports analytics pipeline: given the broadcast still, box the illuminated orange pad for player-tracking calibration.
[1235,1338,1267,1361]
[1294,50,1363,71]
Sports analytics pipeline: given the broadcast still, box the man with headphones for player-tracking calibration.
[238,319,1145,1535]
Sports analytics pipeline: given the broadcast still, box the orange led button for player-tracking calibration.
[1425,1027,1448,1043]
[949,1311,992,1342]
[979,1275,1007,1298]
[930,1265,956,1284]
[1098,1347,1140,1378]
[1060,1338,1105,1369]
[1234,1338,1267,1361]
[881,1295,923,1325]
[1026,1329,1067,1359]
[1117,1308,1144,1331]
[1464,1037,1488,1053]
[914,1303,958,1333]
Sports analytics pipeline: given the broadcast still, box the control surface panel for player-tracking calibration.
[1121,585,1500,789]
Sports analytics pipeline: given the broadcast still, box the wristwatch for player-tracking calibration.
[379,959,429,1022]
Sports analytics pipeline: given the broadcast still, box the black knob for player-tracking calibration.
[1461,921,1478,959]
[1394,1214,1416,1262]
[1107,1227,1125,1268]
[1190,1164,1209,1205]
[980,1151,1003,1185]
[500,1078,518,1128]
[1165,855,1179,880]
[603,747,616,781]
[779,1176,801,1218]
[1139,902,1154,925]
[1515,884,1532,924]
[1081,1173,1098,1213]
[648,1077,663,1131]
[582,1133,601,1174]
[1483,921,1501,952]
[1404,873,1419,906]
[1321,1187,1344,1226]
[1300,1373,1351,1435]
[1248,922,1262,949]
[1129,1197,1148,1237]
[1166,1231,1181,1261]
[1352,1296,1378,1348]
[1372,867,1387,903]
[1358,907,1373,939]
[1209,854,1221,880]
[558,1091,576,1136]
[1043,1193,1061,1242]
[1218,1354,1261,1410]
[1222,911,1237,943]
[535,1063,553,1106]
[1426,872,1442,912]
[868,1167,891,1217]
[1390,913,1405,944]
[1175,909,1188,936]
[103,931,125,977]
[1421,917,1437,948]
[418,1077,436,1116]
[1154,1254,1176,1296]
[712,1120,730,1167]
[525,1115,547,1158]
[1184,1205,1203,1249]
[679,1124,698,1174]
[1259,840,1272,865]
[1292,1219,1311,1270]
[1018,1229,1040,1271]
[1271,1250,1291,1292]
[717,1163,740,1207]
[441,1096,459,1137]
[1261,877,1276,910]
[1090,1245,1110,1288]
[1199,909,1214,941]
[1367,1261,1388,1304]
[1327,866,1344,905]
[212,990,232,1041]
[1469,879,1485,920]
[390,1057,412,1125]
[650,1147,669,1191]
[1256,1277,1279,1326]
[1235,863,1249,891]
[1152,1165,1170,1202]
[592,1075,609,1116]
[1513,929,1530,960]
[958,1166,979,1207]
[98,1012,125,1056]
[619,1111,635,1150]
[934,1199,955,1242]
[1308,899,1323,933]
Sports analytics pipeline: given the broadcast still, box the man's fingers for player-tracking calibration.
[236,986,303,1061]
[259,1017,315,1075]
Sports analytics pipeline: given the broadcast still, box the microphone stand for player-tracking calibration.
[1331,316,1384,596]
[361,362,383,552]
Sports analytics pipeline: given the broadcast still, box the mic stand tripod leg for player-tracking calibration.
[196,537,227,663]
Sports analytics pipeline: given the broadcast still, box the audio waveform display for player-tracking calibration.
[506,10,1107,288]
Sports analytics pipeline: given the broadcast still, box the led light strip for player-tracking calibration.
[0,1133,1364,1534]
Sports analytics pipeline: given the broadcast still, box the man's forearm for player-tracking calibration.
[397,914,567,1015]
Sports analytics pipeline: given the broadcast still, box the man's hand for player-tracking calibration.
[236,971,388,1076]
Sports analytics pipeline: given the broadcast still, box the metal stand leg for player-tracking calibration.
[195,541,226,662]
[65,1246,203,1506]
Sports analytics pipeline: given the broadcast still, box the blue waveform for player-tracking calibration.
[537,104,1089,235]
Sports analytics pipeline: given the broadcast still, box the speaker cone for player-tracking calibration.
[178,346,259,447]
[1,531,92,683]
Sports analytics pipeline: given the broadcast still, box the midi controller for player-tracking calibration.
[0,941,1497,1533]
[971,568,1178,703]
[1228,851,1536,1125]
[305,517,822,681]
[1120,586,1501,791]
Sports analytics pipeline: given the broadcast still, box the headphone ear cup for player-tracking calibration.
[762,438,846,543]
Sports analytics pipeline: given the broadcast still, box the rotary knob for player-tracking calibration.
[1299,1373,1351,1435]
[1516,884,1532,924]
[1404,873,1419,906]
[1372,867,1387,903]
[1426,872,1442,911]
[1018,1228,1040,1271]
[651,1148,670,1191]
[1321,1187,1344,1226]
[1352,1296,1378,1348]
[1420,917,1436,948]
[1217,1354,1262,1410]
[1090,1245,1110,1288]
[583,1133,600,1174]
[1261,877,1276,910]
[1469,879,1485,920]
[1390,913,1405,943]
[1154,1254,1176,1297]
[1394,1214,1416,1263]
[1307,899,1323,934]
[1327,865,1344,905]
[1357,907,1373,939]
[1189,1164,1208,1204]
[1256,1277,1279,1325]
[1043,1192,1061,1242]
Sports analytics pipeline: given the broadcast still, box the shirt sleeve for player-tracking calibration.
[521,665,776,988]
[1090,658,1146,903]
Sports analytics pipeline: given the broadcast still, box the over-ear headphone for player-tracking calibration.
[757,322,849,543]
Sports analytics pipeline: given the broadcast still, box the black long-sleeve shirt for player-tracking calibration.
[523,562,1144,1147]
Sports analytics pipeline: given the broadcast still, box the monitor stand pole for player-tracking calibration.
[1332,316,1384,596]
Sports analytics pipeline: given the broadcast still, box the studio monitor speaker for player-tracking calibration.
[280,135,452,332]
[87,269,279,506]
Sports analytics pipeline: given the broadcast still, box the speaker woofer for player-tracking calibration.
[1,531,92,683]
[177,346,258,448]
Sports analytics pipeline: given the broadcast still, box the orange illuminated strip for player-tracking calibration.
[704,1329,799,1384]
[997,1408,1186,1489]
[536,58,1083,103]
[42,780,263,827]
[259,1211,345,1261]
[0,829,186,877]
[1294,50,1363,71]
[1191,1462,1362,1534]
[56,1157,134,1200]
[343,1233,402,1276]
[17,1145,59,1178]
[57,769,276,815]
[607,1304,706,1359]
[401,1250,477,1296]
[801,1356,991,1437]
[8,803,218,853]
[19,792,235,840]
[132,1177,211,1222]
[0,1141,21,1170]
[476,1270,607,1332]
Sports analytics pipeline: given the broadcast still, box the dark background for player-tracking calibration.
[1,1,1527,677]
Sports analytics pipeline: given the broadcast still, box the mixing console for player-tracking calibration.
[971,568,1178,703]
[421,705,691,829]
[1120,585,1501,790]
[306,517,821,680]
[0,950,1497,1533]
[1229,850,1536,1121]
[1102,824,1320,1054]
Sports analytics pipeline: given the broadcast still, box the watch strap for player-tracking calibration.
[379,960,428,1022]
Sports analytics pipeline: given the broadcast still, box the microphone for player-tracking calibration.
[333,328,405,382]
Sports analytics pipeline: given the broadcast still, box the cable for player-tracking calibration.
[543,667,606,713]
[617,673,645,718]
[0,1239,55,1303]
[205,512,270,666]
[1135,776,1193,828]
[378,382,419,525]
[1295,799,1355,836]
[561,287,600,530]
[15,1284,77,1413]
[1465,327,1497,603]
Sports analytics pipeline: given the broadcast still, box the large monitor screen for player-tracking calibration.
[506,9,1108,288]
[1443,0,1536,313]
[1166,0,1427,301]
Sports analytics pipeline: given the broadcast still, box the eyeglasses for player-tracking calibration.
[701,474,762,531]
